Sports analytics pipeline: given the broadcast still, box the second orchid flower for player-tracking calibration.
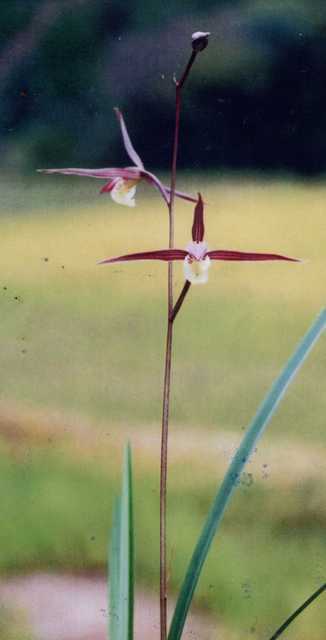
[38,109,197,208]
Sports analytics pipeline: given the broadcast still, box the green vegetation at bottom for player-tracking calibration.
[1,432,325,640]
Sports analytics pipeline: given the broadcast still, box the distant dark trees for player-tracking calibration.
[1,0,326,175]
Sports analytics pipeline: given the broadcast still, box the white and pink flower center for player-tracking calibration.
[184,241,210,285]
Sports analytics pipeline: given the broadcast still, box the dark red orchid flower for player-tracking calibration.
[99,194,299,284]
[38,108,197,207]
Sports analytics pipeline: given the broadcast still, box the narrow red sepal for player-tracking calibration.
[114,108,144,169]
[207,250,300,262]
[192,193,205,242]
[98,249,188,265]
[37,167,141,180]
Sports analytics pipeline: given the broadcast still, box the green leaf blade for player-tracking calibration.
[169,308,326,640]
[109,497,122,640]
[108,443,134,640]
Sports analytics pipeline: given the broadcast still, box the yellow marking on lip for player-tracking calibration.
[118,178,140,192]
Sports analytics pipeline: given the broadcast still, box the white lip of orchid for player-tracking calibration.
[184,242,210,285]
[183,254,210,285]
[110,178,139,207]
[186,240,208,260]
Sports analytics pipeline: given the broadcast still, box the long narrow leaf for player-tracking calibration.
[268,583,325,639]
[169,308,326,640]
[108,443,134,640]
[109,497,122,640]
[120,443,134,640]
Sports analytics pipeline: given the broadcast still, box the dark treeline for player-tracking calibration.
[1,0,326,175]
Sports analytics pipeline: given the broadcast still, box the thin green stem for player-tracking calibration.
[268,583,325,640]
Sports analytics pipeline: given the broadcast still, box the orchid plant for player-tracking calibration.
[40,31,325,640]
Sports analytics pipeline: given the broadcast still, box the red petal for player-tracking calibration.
[207,250,299,262]
[192,193,205,242]
[100,178,119,193]
[37,167,141,180]
[98,249,187,264]
[114,108,144,169]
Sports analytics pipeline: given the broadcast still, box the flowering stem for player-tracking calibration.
[170,281,192,322]
[160,49,198,640]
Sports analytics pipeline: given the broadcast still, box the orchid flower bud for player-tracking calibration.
[191,32,210,52]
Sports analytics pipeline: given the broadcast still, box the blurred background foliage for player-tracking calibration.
[2,0,326,175]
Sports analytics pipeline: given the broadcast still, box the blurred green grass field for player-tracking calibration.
[0,173,325,436]
[0,173,325,639]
